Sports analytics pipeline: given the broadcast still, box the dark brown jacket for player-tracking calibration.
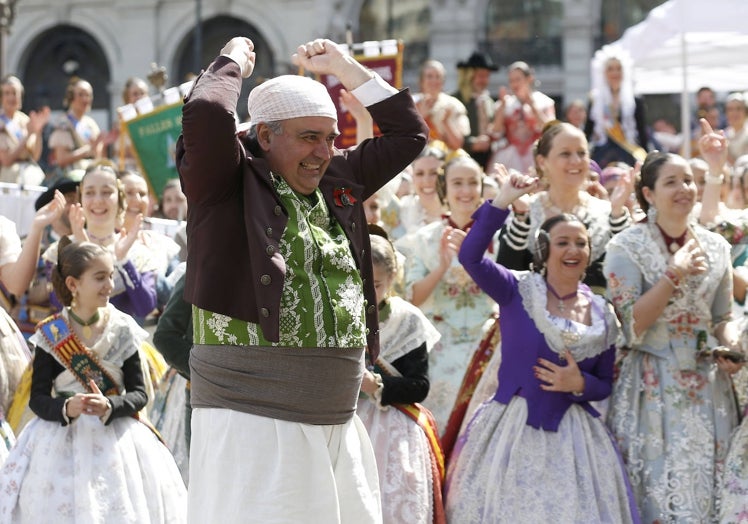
[176,56,428,358]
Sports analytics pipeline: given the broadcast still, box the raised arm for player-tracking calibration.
[0,191,64,296]
[460,168,539,305]
[697,118,729,227]
[295,39,427,200]
[177,37,256,207]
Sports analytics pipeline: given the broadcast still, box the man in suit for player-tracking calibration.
[177,36,427,522]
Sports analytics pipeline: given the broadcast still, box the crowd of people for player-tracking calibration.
[0,34,745,524]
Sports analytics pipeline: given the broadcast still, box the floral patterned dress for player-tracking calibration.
[720,419,748,523]
[395,219,498,433]
[604,222,739,523]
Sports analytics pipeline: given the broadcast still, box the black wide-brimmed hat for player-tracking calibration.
[34,176,80,210]
[457,51,499,71]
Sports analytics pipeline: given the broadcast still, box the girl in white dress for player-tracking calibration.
[357,232,444,524]
[0,239,186,523]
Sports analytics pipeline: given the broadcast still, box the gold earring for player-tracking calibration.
[71,291,77,309]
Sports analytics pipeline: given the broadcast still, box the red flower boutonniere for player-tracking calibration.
[333,187,357,207]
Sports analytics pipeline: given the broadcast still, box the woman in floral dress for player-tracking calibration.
[604,151,741,522]
[395,155,497,434]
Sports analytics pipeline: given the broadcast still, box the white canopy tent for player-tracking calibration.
[602,0,748,154]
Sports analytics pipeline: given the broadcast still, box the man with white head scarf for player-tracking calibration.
[177,37,428,523]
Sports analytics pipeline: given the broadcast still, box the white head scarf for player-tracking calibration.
[247,75,337,125]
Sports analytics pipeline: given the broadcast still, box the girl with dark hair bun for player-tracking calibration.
[0,238,187,522]
[446,169,638,523]
[357,232,444,524]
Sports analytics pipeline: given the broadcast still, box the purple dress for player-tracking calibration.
[444,201,639,523]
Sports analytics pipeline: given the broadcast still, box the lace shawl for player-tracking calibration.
[378,296,441,365]
[29,304,148,394]
[516,271,619,361]
[607,222,730,326]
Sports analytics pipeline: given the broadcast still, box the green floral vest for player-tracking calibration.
[193,175,367,349]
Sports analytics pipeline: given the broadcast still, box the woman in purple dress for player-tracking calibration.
[445,169,639,523]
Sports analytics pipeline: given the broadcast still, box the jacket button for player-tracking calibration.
[260,308,269,317]
[260,274,271,285]
[266,227,273,237]
[265,245,275,256]
[351,222,356,231]
[365,328,370,334]
[367,305,376,314]
[361,249,365,258]
[273,205,282,216]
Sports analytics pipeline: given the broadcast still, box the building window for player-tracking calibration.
[358,0,430,73]
[481,0,563,67]
[600,0,668,43]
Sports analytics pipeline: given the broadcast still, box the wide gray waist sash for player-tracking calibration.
[190,343,364,425]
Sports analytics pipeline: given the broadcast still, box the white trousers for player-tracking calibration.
[188,408,382,524]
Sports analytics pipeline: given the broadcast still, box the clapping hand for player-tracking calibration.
[415,93,437,119]
[32,190,64,230]
[28,106,51,135]
[438,226,467,270]
[670,238,708,277]
[114,213,142,262]
[339,89,370,122]
[69,203,89,243]
[609,163,637,216]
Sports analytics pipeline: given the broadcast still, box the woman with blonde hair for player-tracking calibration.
[585,47,648,168]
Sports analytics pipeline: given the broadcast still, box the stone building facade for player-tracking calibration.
[5,0,659,129]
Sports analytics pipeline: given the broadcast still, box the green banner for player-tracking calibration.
[124,102,182,197]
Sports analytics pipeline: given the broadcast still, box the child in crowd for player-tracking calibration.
[0,238,186,523]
